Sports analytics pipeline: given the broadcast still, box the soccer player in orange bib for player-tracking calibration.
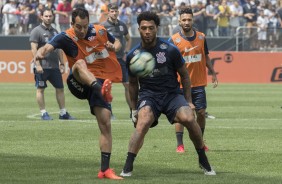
[34,8,123,180]
[169,7,218,153]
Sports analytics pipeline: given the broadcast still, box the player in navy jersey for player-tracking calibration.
[120,11,216,177]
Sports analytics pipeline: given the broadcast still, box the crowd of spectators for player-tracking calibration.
[0,0,282,49]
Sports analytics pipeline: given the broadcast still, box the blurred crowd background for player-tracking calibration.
[1,0,282,50]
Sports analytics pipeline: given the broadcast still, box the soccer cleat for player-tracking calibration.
[205,112,215,119]
[41,112,53,120]
[199,164,216,175]
[101,79,113,103]
[203,145,209,152]
[199,153,216,176]
[176,144,185,153]
[120,170,132,177]
[59,112,75,120]
[97,168,123,180]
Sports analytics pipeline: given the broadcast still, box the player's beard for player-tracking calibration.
[43,20,52,27]
[141,35,156,48]
[182,25,192,33]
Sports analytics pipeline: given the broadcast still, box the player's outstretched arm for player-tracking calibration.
[35,43,55,61]
[33,44,55,73]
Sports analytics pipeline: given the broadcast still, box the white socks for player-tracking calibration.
[40,109,47,116]
[59,108,67,116]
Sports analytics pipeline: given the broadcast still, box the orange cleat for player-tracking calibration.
[101,79,113,103]
[204,145,209,152]
[176,144,185,153]
[97,168,123,180]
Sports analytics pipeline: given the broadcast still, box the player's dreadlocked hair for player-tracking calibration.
[137,11,160,27]
[179,7,194,17]
[72,8,89,24]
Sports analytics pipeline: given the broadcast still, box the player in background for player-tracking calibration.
[172,6,216,120]
[102,3,132,118]
[120,11,216,177]
[30,8,74,120]
[169,7,218,153]
[34,8,123,180]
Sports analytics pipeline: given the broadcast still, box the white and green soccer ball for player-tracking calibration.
[129,52,155,78]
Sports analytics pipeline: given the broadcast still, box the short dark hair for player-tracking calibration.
[179,7,193,17]
[40,8,53,16]
[137,11,160,27]
[72,8,89,23]
[108,3,118,10]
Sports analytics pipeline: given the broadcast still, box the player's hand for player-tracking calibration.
[105,41,115,51]
[131,110,138,127]
[212,74,218,88]
[35,65,43,74]
[188,102,195,110]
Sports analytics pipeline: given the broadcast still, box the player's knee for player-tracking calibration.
[178,113,195,125]
[74,59,87,70]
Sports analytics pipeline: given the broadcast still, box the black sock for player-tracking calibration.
[201,128,205,137]
[123,152,136,172]
[101,152,111,172]
[196,147,211,171]
[176,132,184,146]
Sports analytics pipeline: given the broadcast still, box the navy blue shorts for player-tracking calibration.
[34,68,63,89]
[191,86,207,110]
[117,58,128,83]
[67,74,111,115]
[137,92,189,127]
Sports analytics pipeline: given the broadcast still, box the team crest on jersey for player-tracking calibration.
[98,29,105,36]
[91,28,96,34]
[133,49,140,55]
[156,52,166,64]
[198,35,204,40]
[119,26,124,31]
[175,37,181,43]
[88,36,96,41]
[160,43,168,49]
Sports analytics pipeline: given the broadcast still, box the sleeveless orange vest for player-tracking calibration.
[171,31,207,87]
[65,24,122,82]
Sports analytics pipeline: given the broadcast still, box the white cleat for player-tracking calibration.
[200,164,216,176]
[120,170,132,177]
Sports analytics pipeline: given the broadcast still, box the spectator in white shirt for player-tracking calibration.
[2,0,19,35]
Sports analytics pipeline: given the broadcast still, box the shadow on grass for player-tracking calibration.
[0,153,281,184]
[0,153,118,184]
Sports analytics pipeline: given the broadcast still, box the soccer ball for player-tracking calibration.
[129,52,155,77]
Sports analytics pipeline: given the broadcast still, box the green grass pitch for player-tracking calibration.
[0,83,281,184]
